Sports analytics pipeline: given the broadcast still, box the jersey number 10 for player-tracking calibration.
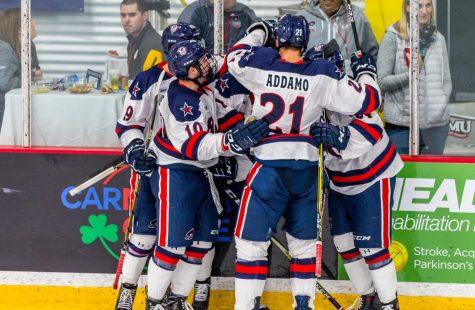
[260,93,304,134]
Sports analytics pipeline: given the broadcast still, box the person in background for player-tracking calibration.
[177,0,259,52]
[297,0,378,74]
[31,42,43,81]
[0,8,39,129]
[378,0,452,155]
[120,0,165,79]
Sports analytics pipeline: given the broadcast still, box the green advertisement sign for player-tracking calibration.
[338,161,475,284]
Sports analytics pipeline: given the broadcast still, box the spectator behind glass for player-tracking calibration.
[0,8,39,129]
[297,0,378,75]
[177,0,259,52]
[378,0,452,155]
[120,0,165,79]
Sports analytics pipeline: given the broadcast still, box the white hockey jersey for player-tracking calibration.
[116,57,227,149]
[214,72,254,182]
[325,111,404,195]
[151,79,244,169]
[226,31,382,169]
[115,62,175,147]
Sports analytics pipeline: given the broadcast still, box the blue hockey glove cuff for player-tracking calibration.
[310,122,350,151]
[124,138,157,175]
[223,119,269,154]
[350,52,377,81]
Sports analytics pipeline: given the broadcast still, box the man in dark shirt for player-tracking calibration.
[120,0,166,79]
[178,0,259,52]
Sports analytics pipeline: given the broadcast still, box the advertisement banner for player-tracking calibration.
[0,0,84,12]
[338,160,475,284]
[0,150,337,278]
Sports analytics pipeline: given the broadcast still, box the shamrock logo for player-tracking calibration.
[80,214,119,260]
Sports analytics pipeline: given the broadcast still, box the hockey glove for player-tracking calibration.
[209,156,238,181]
[223,119,269,154]
[124,138,158,176]
[310,122,350,151]
[246,20,277,48]
[350,52,377,81]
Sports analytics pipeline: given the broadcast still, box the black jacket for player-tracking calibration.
[178,0,259,52]
[127,21,166,79]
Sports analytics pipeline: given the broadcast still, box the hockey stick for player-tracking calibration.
[345,0,362,58]
[270,237,344,310]
[315,143,325,278]
[113,71,166,289]
[68,156,125,197]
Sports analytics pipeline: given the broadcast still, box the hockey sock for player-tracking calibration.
[361,247,397,303]
[171,242,213,297]
[235,259,268,310]
[147,245,184,301]
[121,234,155,284]
[334,233,374,296]
[287,233,316,309]
[234,237,269,310]
[196,246,215,281]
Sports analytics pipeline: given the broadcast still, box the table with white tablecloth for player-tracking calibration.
[0,89,126,147]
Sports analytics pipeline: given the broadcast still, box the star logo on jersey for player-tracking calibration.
[132,83,140,97]
[335,67,344,79]
[243,51,254,62]
[219,78,229,92]
[180,102,193,117]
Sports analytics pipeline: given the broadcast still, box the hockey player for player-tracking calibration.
[145,39,269,310]
[114,23,202,310]
[225,14,382,310]
[192,72,254,310]
[304,45,403,310]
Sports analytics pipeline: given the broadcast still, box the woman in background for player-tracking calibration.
[0,8,41,129]
[377,0,452,154]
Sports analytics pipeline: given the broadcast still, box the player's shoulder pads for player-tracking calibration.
[167,80,202,122]
[216,73,250,98]
[237,46,280,70]
[128,64,169,100]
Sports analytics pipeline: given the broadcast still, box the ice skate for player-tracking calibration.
[192,277,211,310]
[381,298,400,310]
[166,293,194,310]
[115,283,137,310]
[347,292,382,310]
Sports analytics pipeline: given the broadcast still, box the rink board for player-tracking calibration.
[1,149,475,308]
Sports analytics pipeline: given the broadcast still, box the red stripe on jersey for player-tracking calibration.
[158,167,169,246]
[361,85,378,115]
[365,252,391,265]
[352,119,382,142]
[235,163,261,238]
[289,263,316,273]
[154,250,179,265]
[340,249,361,261]
[218,113,244,132]
[185,251,206,259]
[332,144,395,183]
[128,171,138,210]
[185,131,207,159]
[235,264,268,275]
[381,178,390,247]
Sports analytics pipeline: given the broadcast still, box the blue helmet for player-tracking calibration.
[162,22,202,55]
[274,14,310,52]
[168,40,216,83]
[303,44,345,71]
